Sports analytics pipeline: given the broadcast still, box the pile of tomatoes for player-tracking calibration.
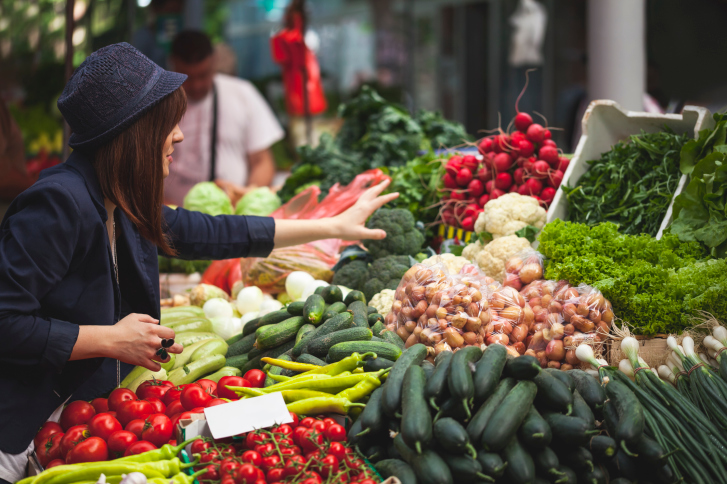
[193,417,378,484]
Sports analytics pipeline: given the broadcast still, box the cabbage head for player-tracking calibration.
[235,187,281,216]
[183,182,234,216]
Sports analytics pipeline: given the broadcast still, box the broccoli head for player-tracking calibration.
[331,259,369,291]
[363,208,425,258]
[362,255,411,301]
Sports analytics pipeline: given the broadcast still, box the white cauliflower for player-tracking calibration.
[461,235,531,282]
[421,253,469,275]
[474,193,547,239]
[369,289,395,316]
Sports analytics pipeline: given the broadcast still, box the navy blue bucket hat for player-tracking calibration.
[57,42,187,151]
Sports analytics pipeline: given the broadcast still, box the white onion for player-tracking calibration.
[239,311,259,332]
[203,298,234,319]
[667,336,678,351]
[210,317,237,340]
[300,280,329,300]
[237,286,264,315]
[619,359,634,377]
[682,337,696,357]
[259,299,284,316]
[713,326,727,346]
[286,271,315,300]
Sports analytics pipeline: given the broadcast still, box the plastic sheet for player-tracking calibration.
[240,245,336,294]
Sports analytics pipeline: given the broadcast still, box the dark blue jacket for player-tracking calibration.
[0,151,275,453]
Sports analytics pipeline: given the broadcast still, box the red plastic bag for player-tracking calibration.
[202,259,240,294]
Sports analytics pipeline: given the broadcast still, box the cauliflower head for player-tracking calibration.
[467,235,531,282]
[474,193,546,239]
[369,289,395,316]
[421,253,469,275]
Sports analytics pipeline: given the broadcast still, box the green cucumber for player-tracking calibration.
[225,332,246,345]
[344,290,366,306]
[602,400,619,437]
[295,324,316,344]
[320,285,343,304]
[533,447,563,480]
[517,406,552,449]
[572,390,596,430]
[314,286,327,295]
[239,340,296,374]
[634,433,669,466]
[296,353,326,367]
[328,341,401,362]
[360,444,386,464]
[224,354,249,371]
[374,459,417,484]
[371,320,386,336]
[503,355,541,380]
[441,454,491,483]
[265,354,291,387]
[348,300,369,328]
[293,311,353,357]
[543,413,599,447]
[164,317,212,334]
[567,369,606,417]
[370,336,385,343]
[322,302,347,321]
[356,386,385,437]
[581,466,608,484]
[363,356,395,372]
[425,351,453,411]
[394,434,453,484]
[473,344,508,405]
[604,379,644,450]
[347,417,365,446]
[476,453,506,478]
[303,294,326,325]
[368,313,384,326]
[176,332,222,347]
[167,353,226,386]
[421,360,435,380]
[502,437,536,484]
[433,396,469,423]
[534,369,573,414]
[466,378,516,445]
[401,365,432,454]
[557,465,578,484]
[381,330,405,349]
[588,435,617,460]
[367,305,378,314]
[190,339,229,361]
[433,418,477,458]
[381,344,428,417]
[255,316,305,349]
[447,345,482,418]
[544,367,574,392]
[553,445,594,473]
[306,327,373,357]
[481,380,537,452]
[204,366,241,383]
[242,309,290,336]
[286,301,305,316]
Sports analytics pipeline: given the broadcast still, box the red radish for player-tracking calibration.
[547,170,564,188]
[518,140,535,158]
[511,130,526,145]
[526,123,546,144]
[451,189,467,201]
[478,194,490,207]
[513,167,525,185]
[540,187,556,204]
[461,216,475,232]
[514,112,533,132]
[538,145,559,166]
[485,180,496,194]
[532,160,550,179]
[490,188,505,200]
[442,210,456,226]
[558,157,570,172]
[468,179,485,197]
[525,177,543,195]
[464,203,479,219]
[495,172,513,191]
[544,129,552,139]
[440,193,450,201]
[542,139,557,148]
[476,165,492,182]
[462,155,479,172]
[509,184,518,193]
[493,153,514,173]
[517,183,531,196]
[478,138,493,154]
[523,157,536,173]
[454,203,466,218]
[445,156,462,177]
[456,168,473,187]
[443,173,458,189]
[531,195,543,206]
[492,134,511,153]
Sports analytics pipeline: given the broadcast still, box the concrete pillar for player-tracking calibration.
[587,0,646,111]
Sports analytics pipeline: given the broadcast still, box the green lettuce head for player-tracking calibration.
[183,182,234,216]
[235,187,281,216]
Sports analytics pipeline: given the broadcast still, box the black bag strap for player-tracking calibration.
[209,83,218,182]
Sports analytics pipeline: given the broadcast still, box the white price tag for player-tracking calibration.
[203,393,293,439]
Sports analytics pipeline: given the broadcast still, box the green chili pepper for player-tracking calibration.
[266,373,291,382]
[116,438,199,463]
[234,387,331,403]
[286,396,365,415]
[336,373,385,402]
[297,352,375,377]
[165,469,208,484]
[44,458,197,484]
[261,357,320,372]
[263,369,387,394]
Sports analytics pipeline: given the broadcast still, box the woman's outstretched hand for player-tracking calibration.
[108,314,183,371]
[331,180,399,241]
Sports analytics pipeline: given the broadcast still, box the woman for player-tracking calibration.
[0,43,396,481]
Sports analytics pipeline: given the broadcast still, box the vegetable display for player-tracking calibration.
[183,182,234,216]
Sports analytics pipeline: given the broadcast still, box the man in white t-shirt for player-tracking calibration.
[165,31,284,206]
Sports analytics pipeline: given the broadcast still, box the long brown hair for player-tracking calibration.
[94,87,187,256]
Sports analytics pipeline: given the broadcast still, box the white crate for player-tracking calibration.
[546,100,714,238]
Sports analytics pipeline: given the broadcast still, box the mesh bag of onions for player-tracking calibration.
[503,249,544,291]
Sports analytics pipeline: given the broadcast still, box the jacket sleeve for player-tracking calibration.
[163,206,276,260]
[0,183,81,369]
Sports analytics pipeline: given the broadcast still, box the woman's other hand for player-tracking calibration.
[109,313,183,371]
[330,180,399,241]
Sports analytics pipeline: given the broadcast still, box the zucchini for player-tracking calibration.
[466,377,516,445]
[120,365,148,388]
[476,453,506,479]
[588,435,617,461]
[543,413,599,447]
[502,437,536,484]
[190,339,228,361]
[425,351,453,410]
[303,294,326,325]
[517,406,552,449]
[503,355,541,380]
[265,354,291,387]
[172,339,213,369]
[473,344,508,405]
[381,330,405,349]
[381,344,428,417]
[368,313,384,326]
[255,316,306,350]
[328,341,402,363]
[307,327,373,357]
[394,434,453,484]
[534,369,573,414]
[176,332,222,347]
[374,459,417,484]
[203,366,241,383]
[295,324,316,344]
[320,285,343,304]
[344,290,366,306]
[242,309,290,337]
[167,353,226,386]
[533,447,563,480]
[356,386,386,437]
[572,390,596,430]
[296,353,326,367]
[441,454,490,483]
[363,356,395,373]
[161,305,205,316]
[293,311,353,357]
[367,305,378,314]
[322,302,347,321]
[227,333,255,356]
[481,380,537,452]
[224,354,249,371]
[401,365,433,453]
[433,418,477,458]
[553,445,594,473]
[447,345,482,418]
[567,369,606,417]
[164,317,212,334]
[348,300,369,328]
[604,379,644,450]
[544,367,574,392]
[371,320,386,336]
[286,301,305,316]
[421,360,435,380]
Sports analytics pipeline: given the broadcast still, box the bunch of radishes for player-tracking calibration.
[440,153,487,231]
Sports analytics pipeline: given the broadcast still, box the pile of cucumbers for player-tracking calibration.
[353,344,671,484]
[225,285,405,378]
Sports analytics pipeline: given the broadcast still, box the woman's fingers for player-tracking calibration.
[154,324,175,339]
[358,228,387,240]
[144,360,162,372]
[136,313,159,324]
[168,343,184,355]
[369,192,399,211]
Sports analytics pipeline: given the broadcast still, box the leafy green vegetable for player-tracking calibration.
[158,256,212,274]
[386,151,443,225]
[415,109,471,149]
[515,225,540,243]
[235,187,281,216]
[183,182,233,216]
[562,129,688,236]
[364,208,425,258]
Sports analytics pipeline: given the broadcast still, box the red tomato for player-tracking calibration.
[300,429,324,454]
[125,419,146,440]
[273,424,293,436]
[107,430,138,458]
[66,436,108,464]
[189,406,206,414]
[279,446,301,456]
[242,370,266,388]
[136,379,174,400]
[108,388,137,412]
[144,397,166,414]
[87,413,122,441]
[105,411,117,419]
[200,464,220,481]
[261,454,281,470]
[328,441,346,462]
[324,424,346,442]
[116,399,154,427]
[217,376,248,400]
[90,398,109,414]
[305,450,321,462]
[255,443,275,456]
[196,378,217,396]
[180,384,212,410]
[200,448,220,464]
[162,385,186,406]
[34,421,63,450]
[206,398,227,408]
[36,433,64,467]
[316,455,339,477]
[45,459,65,469]
[267,468,285,482]
[322,418,337,429]
[310,420,326,433]
[220,458,241,477]
[123,440,157,456]
[359,480,376,484]
[245,431,268,449]
[165,400,185,418]
[190,439,212,454]
[300,471,322,484]
[299,417,316,428]
[236,463,259,484]
[60,425,89,458]
[288,412,299,428]
[60,401,96,431]
[221,478,235,484]
[170,411,193,429]
[283,454,306,477]
[254,480,267,484]
[240,450,262,466]
[140,413,173,447]
[292,426,309,446]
